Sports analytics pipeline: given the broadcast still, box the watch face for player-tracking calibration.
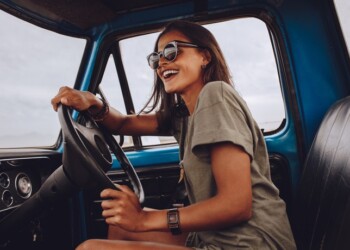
[169,212,179,224]
[167,209,181,235]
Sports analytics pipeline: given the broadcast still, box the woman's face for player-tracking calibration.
[156,31,208,94]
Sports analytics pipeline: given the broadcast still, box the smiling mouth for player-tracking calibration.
[163,69,179,79]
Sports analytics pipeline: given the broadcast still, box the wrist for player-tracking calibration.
[88,97,109,122]
[139,210,168,232]
[87,94,104,114]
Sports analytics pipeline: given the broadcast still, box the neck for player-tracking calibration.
[180,82,204,115]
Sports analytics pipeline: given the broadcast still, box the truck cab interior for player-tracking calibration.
[0,0,349,249]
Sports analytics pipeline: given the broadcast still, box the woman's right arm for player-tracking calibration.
[51,86,160,136]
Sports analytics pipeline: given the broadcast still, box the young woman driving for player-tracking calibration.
[51,20,296,250]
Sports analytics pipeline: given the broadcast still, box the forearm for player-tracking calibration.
[180,195,251,232]
[143,195,251,233]
[89,97,159,135]
[51,88,161,136]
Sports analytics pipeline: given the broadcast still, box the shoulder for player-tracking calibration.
[200,81,233,97]
[195,81,239,111]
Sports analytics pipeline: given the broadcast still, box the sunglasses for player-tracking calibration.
[147,40,201,69]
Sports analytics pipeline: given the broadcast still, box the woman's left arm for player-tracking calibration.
[176,141,252,231]
[100,141,252,233]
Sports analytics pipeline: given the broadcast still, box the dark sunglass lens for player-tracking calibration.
[164,44,177,61]
[148,53,159,69]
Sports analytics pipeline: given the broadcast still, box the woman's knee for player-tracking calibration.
[75,239,100,250]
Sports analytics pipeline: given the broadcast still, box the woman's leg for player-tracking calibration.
[108,224,188,245]
[76,206,189,250]
[75,224,189,250]
[76,239,192,250]
[108,207,188,245]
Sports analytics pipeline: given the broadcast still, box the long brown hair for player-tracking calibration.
[141,20,232,129]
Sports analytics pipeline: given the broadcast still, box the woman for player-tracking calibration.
[51,20,296,250]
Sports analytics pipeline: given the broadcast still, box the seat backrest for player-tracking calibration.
[293,96,350,249]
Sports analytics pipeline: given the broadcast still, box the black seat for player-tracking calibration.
[293,96,350,249]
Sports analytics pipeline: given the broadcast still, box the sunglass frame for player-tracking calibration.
[147,40,200,69]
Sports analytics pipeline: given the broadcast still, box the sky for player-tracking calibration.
[0,1,349,148]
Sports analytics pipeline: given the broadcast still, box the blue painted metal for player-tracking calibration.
[111,146,180,170]
[277,0,350,151]
[80,39,103,91]
[266,118,300,195]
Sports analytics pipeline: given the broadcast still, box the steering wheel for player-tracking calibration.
[0,104,144,240]
[59,104,144,199]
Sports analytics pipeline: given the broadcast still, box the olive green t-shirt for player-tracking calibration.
[171,81,296,249]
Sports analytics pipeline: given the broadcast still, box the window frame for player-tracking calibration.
[88,14,301,154]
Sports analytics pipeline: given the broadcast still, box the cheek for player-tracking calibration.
[184,64,203,79]
[186,56,204,75]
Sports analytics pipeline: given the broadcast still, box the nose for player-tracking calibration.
[158,55,168,68]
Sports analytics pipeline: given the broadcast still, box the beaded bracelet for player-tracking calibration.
[88,98,110,122]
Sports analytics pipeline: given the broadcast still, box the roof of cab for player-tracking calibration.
[0,0,206,36]
[0,0,321,37]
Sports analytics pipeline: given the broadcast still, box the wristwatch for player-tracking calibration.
[167,208,182,235]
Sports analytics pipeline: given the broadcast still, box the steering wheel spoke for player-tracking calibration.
[58,104,144,202]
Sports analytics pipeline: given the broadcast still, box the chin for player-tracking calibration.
[164,86,178,94]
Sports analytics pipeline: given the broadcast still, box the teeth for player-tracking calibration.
[163,70,179,78]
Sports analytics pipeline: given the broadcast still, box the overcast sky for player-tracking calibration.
[0,1,349,148]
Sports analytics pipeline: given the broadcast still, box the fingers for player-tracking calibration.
[99,186,145,232]
[100,185,134,199]
[100,186,140,216]
[101,199,123,213]
[51,86,72,111]
[51,86,94,112]
[117,184,135,195]
[101,188,125,199]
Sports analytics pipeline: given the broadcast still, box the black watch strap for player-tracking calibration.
[167,208,182,235]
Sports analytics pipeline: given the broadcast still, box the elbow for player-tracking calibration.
[217,191,253,225]
[240,205,252,222]
[239,191,253,222]
[243,198,253,221]
[230,200,252,224]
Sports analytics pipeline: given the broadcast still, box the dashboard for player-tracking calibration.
[0,155,75,250]
[0,157,54,217]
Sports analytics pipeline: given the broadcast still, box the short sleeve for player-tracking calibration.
[190,82,254,160]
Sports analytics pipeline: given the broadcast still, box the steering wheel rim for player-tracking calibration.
[59,104,145,202]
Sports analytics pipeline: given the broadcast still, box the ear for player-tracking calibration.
[201,49,211,66]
